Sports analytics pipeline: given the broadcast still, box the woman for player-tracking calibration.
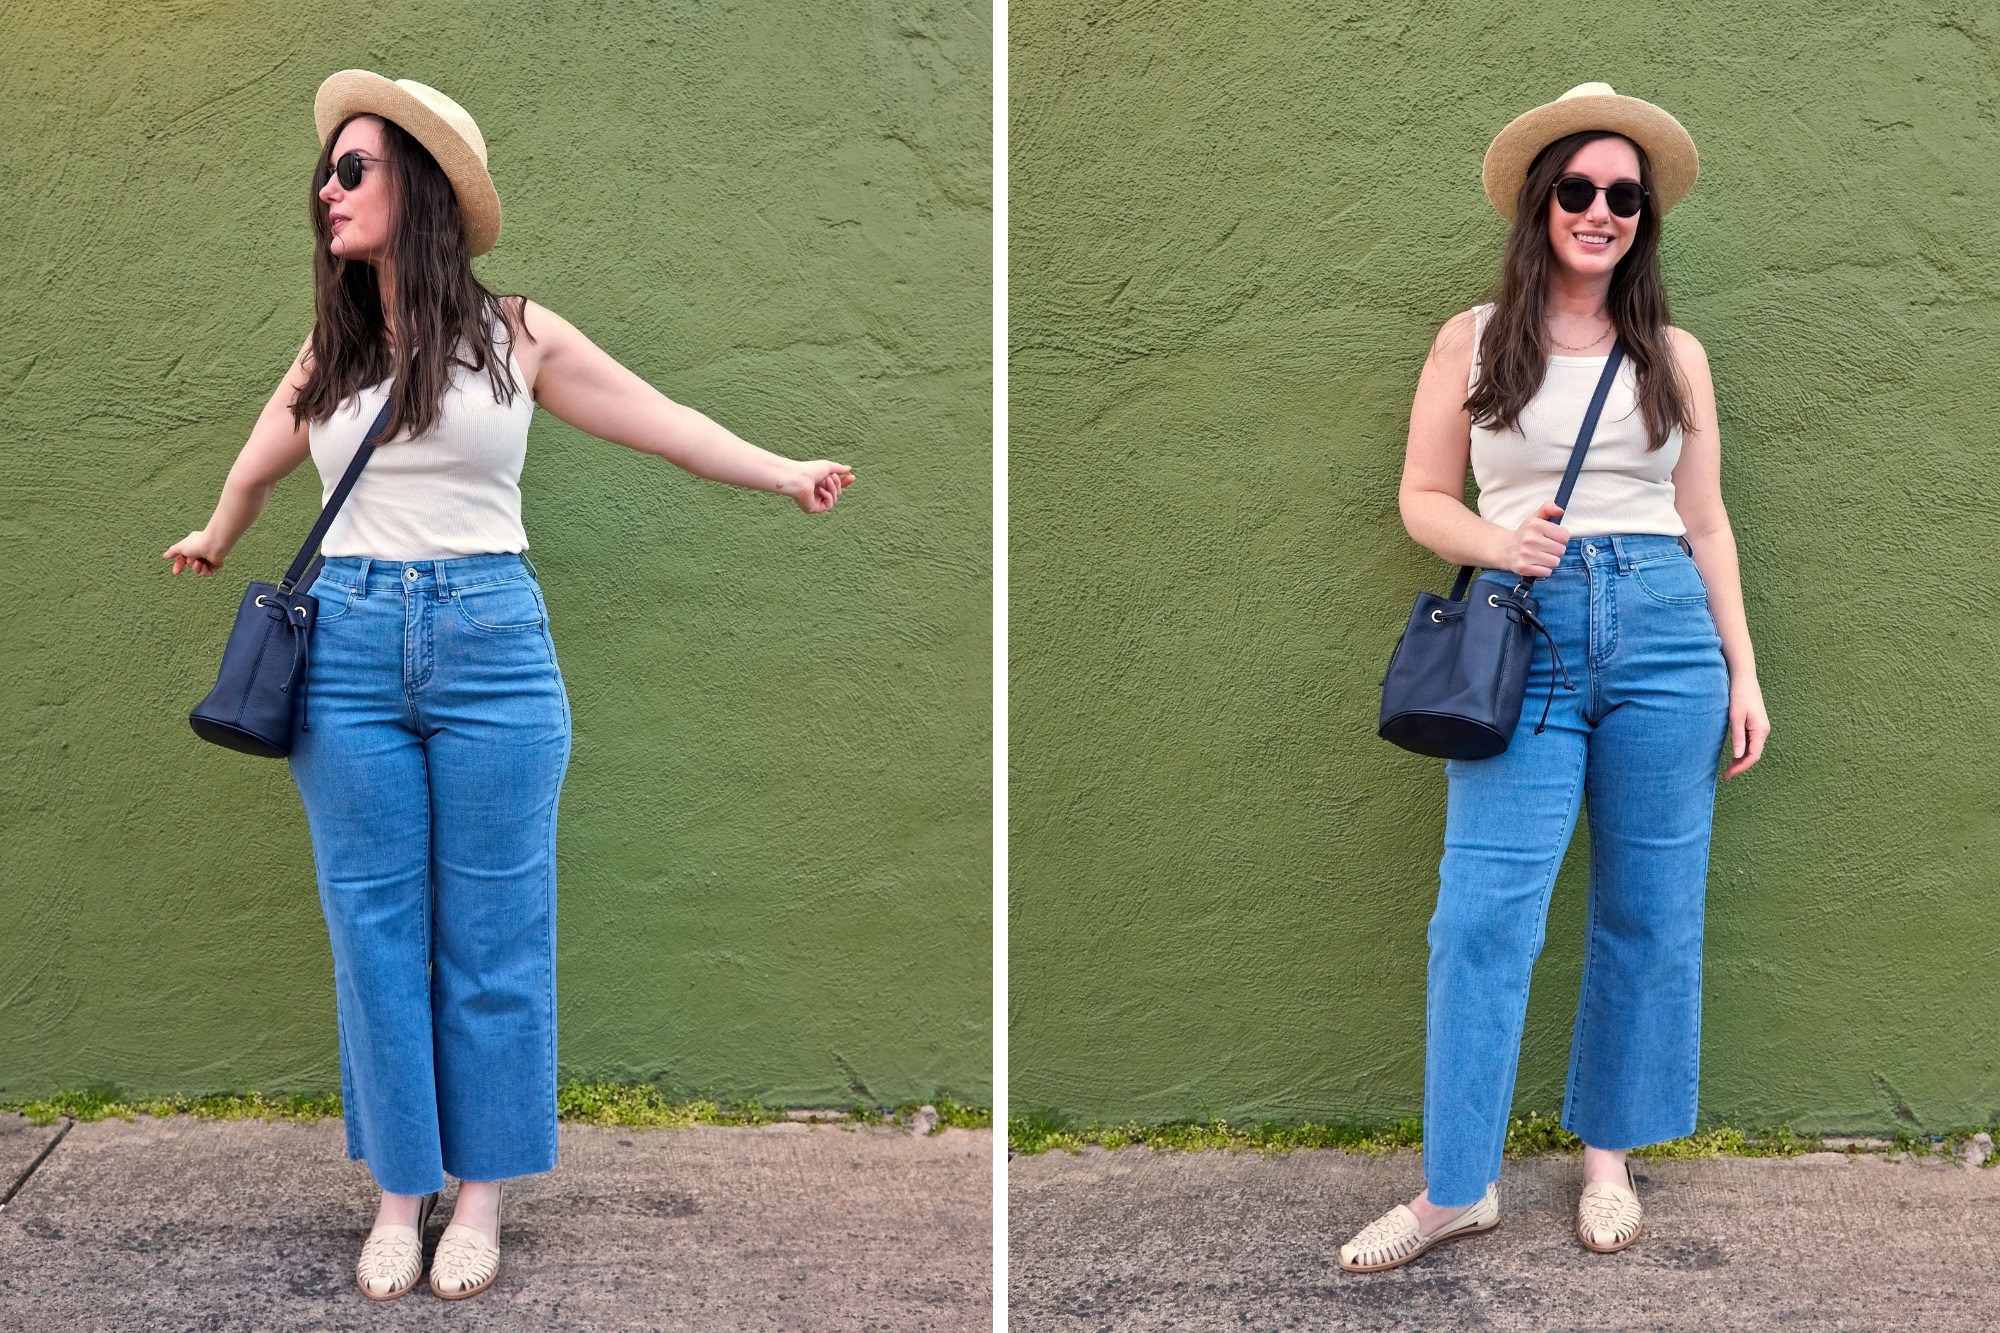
[1337,83,1769,1273]
[163,72,853,1301]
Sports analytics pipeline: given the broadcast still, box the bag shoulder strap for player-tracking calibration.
[280,396,396,593]
[1449,340,1626,600]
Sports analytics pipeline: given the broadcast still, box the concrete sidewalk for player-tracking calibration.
[0,1112,990,1331]
[1010,1145,2000,1332]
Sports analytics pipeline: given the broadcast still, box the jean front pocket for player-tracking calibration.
[1633,555,1709,605]
[451,578,548,633]
[312,580,358,623]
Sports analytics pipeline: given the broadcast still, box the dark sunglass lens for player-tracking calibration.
[1605,182,1644,217]
[1553,176,1596,213]
[335,152,364,189]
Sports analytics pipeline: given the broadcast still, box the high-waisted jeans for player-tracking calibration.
[288,553,571,1196]
[1423,533,1729,1208]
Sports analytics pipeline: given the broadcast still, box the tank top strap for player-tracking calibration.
[1466,302,1495,395]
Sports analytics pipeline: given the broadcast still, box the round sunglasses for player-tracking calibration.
[326,150,386,190]
[1551,174,1647,218]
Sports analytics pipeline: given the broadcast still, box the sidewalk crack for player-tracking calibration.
[0,1117,75,1212]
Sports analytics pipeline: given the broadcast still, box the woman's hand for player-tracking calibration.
[779,461,856,514]
[164,529,230,577]
[1499,501,1571,578]
[1724,674,1770,779]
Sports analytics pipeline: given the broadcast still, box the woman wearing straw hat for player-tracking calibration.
[1336,83,1769,1273]
[163,71,854,1301]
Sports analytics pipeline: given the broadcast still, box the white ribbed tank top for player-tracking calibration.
[308,349,536,560]
[1467,303,1685,539]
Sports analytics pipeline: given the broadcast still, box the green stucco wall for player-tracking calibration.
[1011,2,2000,1132]
[2,2,990,1107]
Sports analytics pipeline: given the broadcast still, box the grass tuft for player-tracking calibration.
[8,1088,341,1127]
[843,1098,993,1133]
[553,1083,785,1129]
[6,1082,992,1133]
[1011,1111,1857,1160]
[1010,1113,1423,1157]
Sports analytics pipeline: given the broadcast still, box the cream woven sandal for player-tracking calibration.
[1337,1183,1499,1273]
[428,1211,502,1300]
[354,1191,438,1301]
[1577,1163,1643,1253]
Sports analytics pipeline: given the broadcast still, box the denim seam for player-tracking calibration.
[1633,562,1711,605]
[542,778,561,1168]
[405,592,437,694]
[1581,562,1609,720]
[1561,804,1604,1139]
[452,598,547,634]
[1481,751,1585,1192]
[445,571,534,594]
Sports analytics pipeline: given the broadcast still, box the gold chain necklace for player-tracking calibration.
[1548,318,1612,353]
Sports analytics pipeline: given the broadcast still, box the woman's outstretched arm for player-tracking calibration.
[164,342,315,575]
[516,299,854,513]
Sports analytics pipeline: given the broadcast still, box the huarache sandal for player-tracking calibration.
[1577,1163,1643,1253]
[355,1190,439,1301]
[429,1185,503,1300]
[1337,1183,1499,1273]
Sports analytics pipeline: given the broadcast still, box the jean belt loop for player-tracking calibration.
[1609,535,1633,575]
[353,557,372,598]
[435,559,451,600]
[519,551,540,582]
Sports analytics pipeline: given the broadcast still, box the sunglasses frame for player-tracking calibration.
[328,151,388,191]
[1550,174,1648,219]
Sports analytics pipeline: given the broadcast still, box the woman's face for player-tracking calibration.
[318,116,396,264]
[1544,136,1643,280]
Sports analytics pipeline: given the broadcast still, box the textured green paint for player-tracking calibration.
[1012,2,2000,1132]
[1,1,990,1107]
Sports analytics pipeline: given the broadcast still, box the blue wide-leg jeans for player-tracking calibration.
[1423,533,1729,1208]
[288,553,571,1197]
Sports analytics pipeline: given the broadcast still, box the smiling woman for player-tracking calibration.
[1336,82,1772,1276]
[161,70,855,1304]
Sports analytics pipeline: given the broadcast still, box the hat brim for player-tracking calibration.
[1481,94,1698,222]
[314,70,501,256]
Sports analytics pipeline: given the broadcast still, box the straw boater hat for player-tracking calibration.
[313,70,501,255]
[1481,82,1698,223]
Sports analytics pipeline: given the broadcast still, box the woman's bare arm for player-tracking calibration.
[514,299,853,513]
[1667,326,1770,777]
[1399,310,1571,577]
[164,342,315,575]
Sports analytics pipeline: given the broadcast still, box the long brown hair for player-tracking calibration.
[1464,130,1690,450]
[291,115,527,439]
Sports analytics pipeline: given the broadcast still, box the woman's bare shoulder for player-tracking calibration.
[1665,324,1708,355]
[1427,308,1482,369]
[500,296,555,388]
[1665,325,1711,378]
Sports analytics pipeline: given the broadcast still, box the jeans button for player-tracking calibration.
[1584,543,1597,557]
[404,568,419,582]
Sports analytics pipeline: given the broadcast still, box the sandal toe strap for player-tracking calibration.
[431,1224,501,1293]
[1340,1205,1423,1266]
[356,1226,424,1294]
[1578,1181,1643,1244]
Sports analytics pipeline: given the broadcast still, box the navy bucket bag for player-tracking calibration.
[1377,343,1624,759]
[188,398,394,757]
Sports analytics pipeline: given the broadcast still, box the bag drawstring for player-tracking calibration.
[1502,597,1575,735]
[281,605,312,732]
